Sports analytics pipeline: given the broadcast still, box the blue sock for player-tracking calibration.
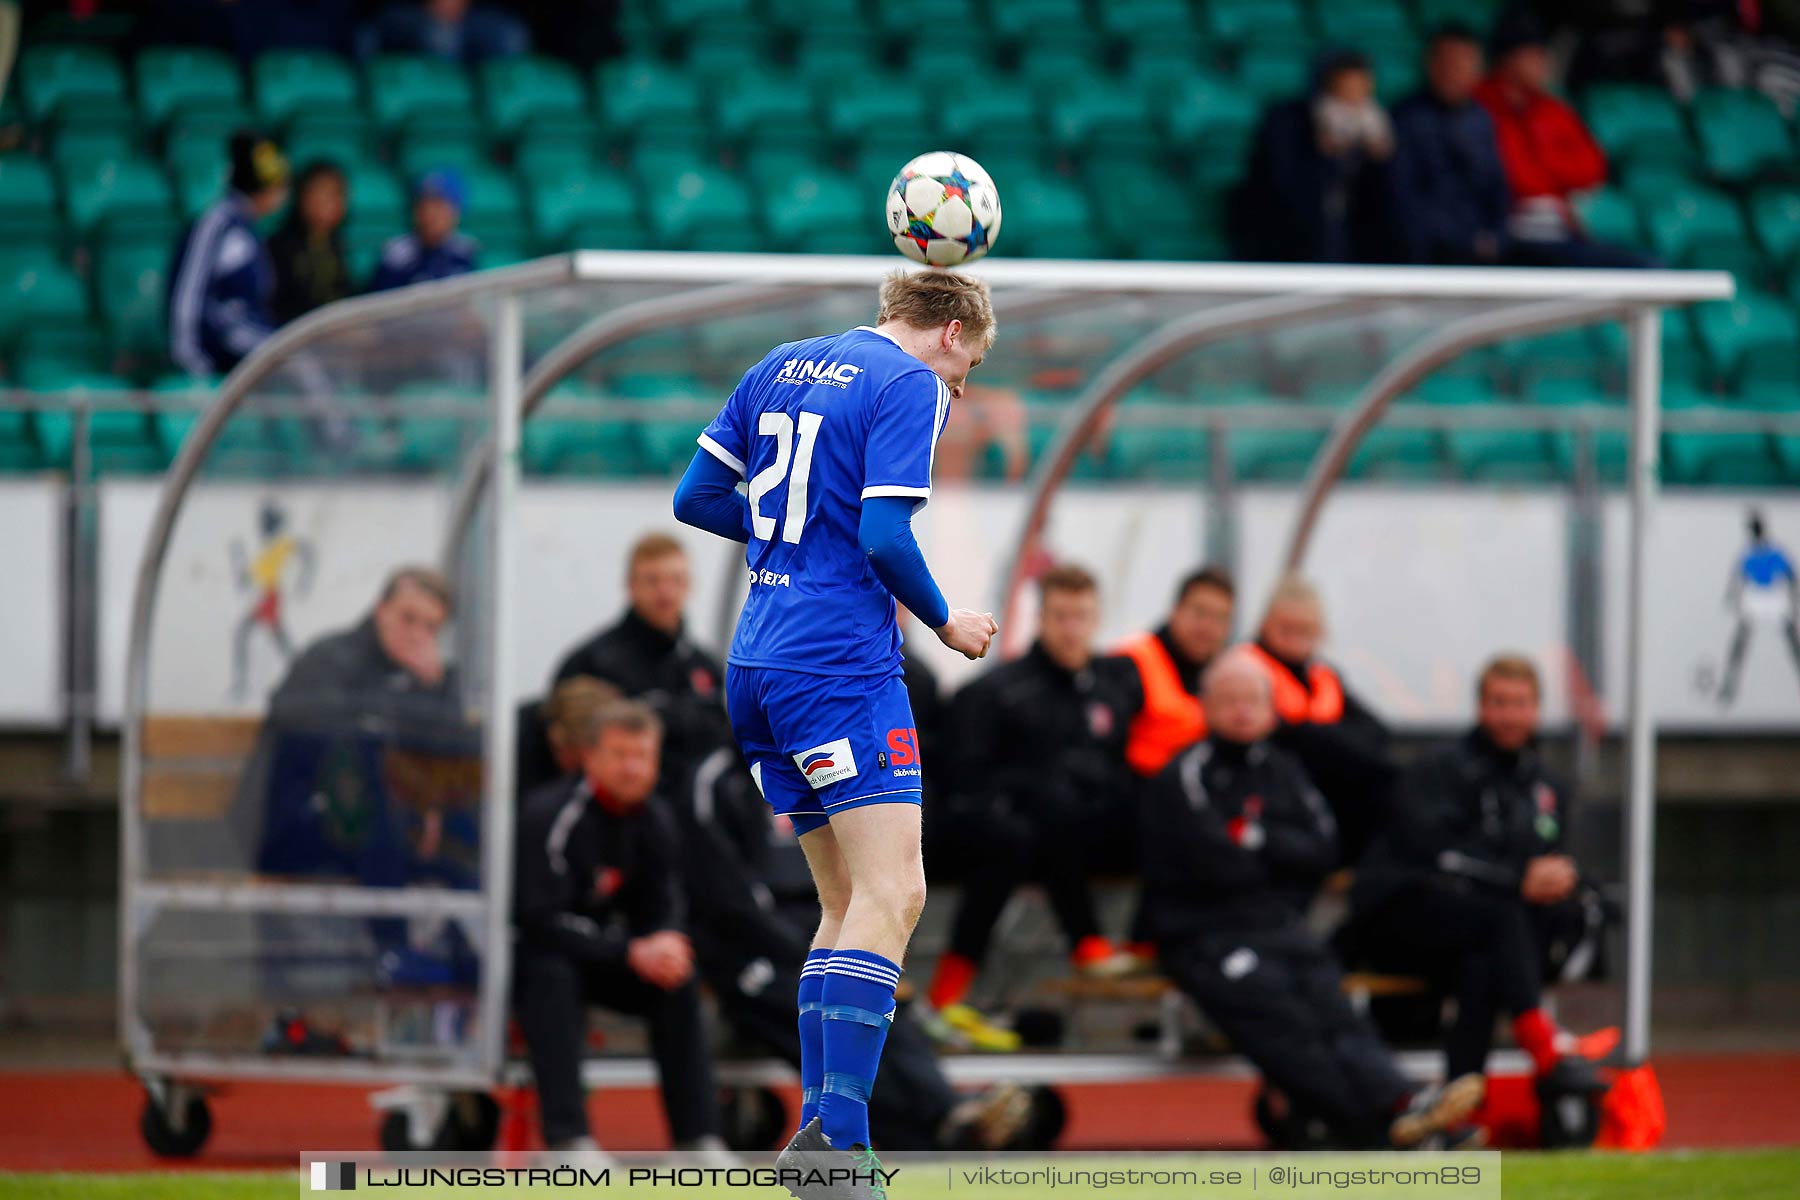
[797,948,832,1128]
[817,949,899,1150]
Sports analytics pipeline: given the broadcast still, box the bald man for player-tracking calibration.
[1138,649,1484,1151]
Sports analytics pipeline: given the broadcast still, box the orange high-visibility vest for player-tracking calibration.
[1119,631,1207,776]
[1245,643,1345,725]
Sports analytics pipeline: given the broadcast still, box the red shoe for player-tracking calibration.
[1071,936,1141,980]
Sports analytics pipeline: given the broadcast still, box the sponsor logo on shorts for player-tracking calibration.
[794,737,858,790]
[885,727,923,777]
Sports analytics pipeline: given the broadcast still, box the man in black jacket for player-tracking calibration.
[1350,655,1612,1086]
[551,533,730,789]
[1142,649,1484,1150]
[512,699,726,1154]
[923,565,1144,1042]
[1392,24,1512,265]
[1247,574,1396,864]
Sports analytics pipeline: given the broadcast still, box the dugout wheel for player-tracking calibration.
[140,1085,213,1158]
[719,1086,788,1151]
[378,1091,500,1152]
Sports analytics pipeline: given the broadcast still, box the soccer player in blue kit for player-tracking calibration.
[673,270,998,1193]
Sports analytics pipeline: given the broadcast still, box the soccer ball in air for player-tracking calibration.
[886,151,1001,267]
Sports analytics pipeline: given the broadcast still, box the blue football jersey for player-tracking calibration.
[697,326,951,677]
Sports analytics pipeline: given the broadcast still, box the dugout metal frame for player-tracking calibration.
[119,253,1728,1121]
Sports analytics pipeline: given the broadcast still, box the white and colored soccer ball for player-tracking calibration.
[885,151,1002,267]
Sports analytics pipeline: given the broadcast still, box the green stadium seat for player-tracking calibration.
[792,30,885,89]
[283,111,375,173]
[1533,378,1628,481]
[769,172,871,253]
[1617,157,1702,206]
[1574,187,1643,248]
[48,121,138,173]
[643,166,757,251]
[1208,0,1306,45]
[364,55,474,134]
[1002,173,1108,259]
[1125,40,1215,107]
[394,127,487,177]
[1048,82,1157,157]
[1236,43,1311,102]
[134,46,243,129]
[1367,40,1423,104]
[17,43,126,124]
[1016,41,1109,100]
[0,156,64,242]
[528,166,640,251]
[459,162,528,248]
[1098,0,1201,47]
[1108,425,1210,481]
[942,83,1045,163]
[1690,87,1793,184]
[1736,343,1800,411]
[597,58,706,141]
[254,50,361,126]
[0,260,91,350]
[1662,383,1782,485]
[480,55,589,143]
[765,0,867,35]
[525,384,640,475]
[171,159,228,222]
[1581,83,1689,168]
[1344,426,1445,480]
[873,0,979,43]
[1748,186,1800,268]
[990,0,1085,44]
[340,162,407,246]
[28,377,167,474]
[709,73,818,154]
[58,156,176,241]
[1787,259,1800,308]
[652,0,757,37]
[1682,233,1770,292]
[1414,0,1502,35]
[638,418,705,477]
[823,78,928,152]
[1314,0,1414,45]
[1690,292,1799,378]
[95,238,170,362]
[1087,163,1201,254]
[514,127,600,182]
[163,102,253,176]
[1643,183,1746,263]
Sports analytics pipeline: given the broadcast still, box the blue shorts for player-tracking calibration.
[724,664,924,836]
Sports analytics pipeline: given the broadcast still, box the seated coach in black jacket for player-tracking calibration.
[552,532,731,791]
[1142,649,1484,1150]
[1349,654,1612,1088]
[513,698,726,1155]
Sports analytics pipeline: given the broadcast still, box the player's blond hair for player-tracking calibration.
[877,270,996,350]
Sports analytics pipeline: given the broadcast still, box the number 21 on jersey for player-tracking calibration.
[748,411,823,544]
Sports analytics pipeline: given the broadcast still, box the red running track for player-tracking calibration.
[2,1053,1796,1171]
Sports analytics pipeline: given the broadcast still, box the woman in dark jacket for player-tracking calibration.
[268,160,353,325]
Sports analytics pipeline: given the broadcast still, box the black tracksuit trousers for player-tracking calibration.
[513,946,722,1146]
[1160,930,1413,1148]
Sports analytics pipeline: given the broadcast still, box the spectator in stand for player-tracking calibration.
[1393,24,1511,265]
[1245,575,1395,864]
[361,0,530,65]
[1236,50,1405,264]
[1347,655,1615,1091]
[269,160,353,326]
[167,131,288,377]
[369,170,479,292]
[1140,649,1487,1151]
[1474,14,1657,267]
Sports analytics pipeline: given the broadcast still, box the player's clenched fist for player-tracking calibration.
[936,608,999,660]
